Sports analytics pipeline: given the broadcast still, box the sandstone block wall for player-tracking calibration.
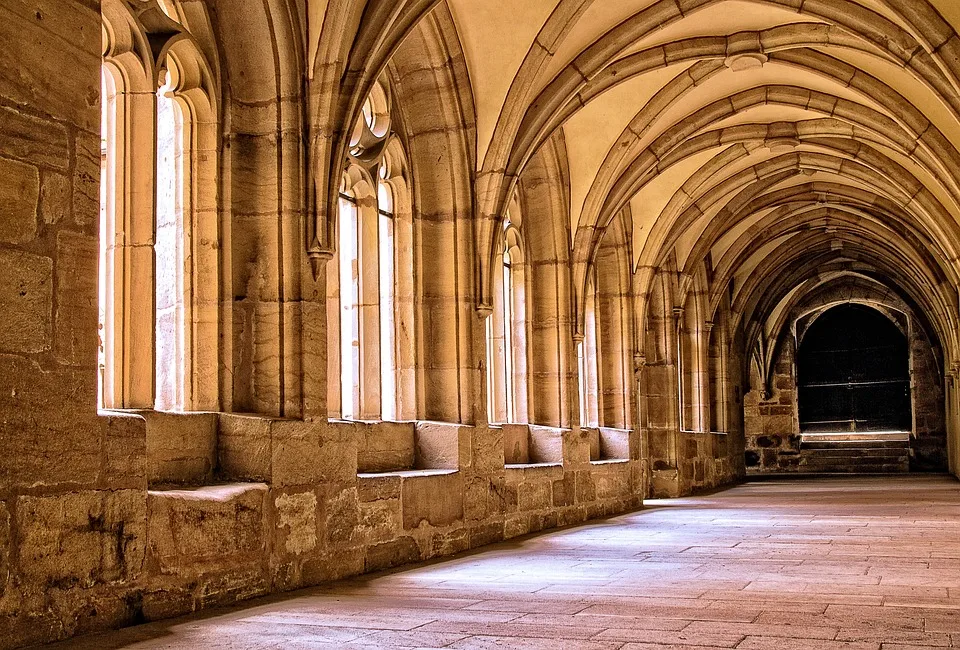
[744,340,802,472]
[0,3,151,646]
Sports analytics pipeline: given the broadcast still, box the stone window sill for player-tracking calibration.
[590,458,630,466]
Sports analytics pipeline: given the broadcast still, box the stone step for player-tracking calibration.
[802,440,909,450]
[801,431,909,442]
[800,448,907,458]
[801,457,908,468]
[799,454,909,472]
[803,449,907,458]
[799,456,908,464]
[799,437,911,474]
[797,463,909,474]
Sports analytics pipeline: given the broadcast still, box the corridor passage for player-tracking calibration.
[60,476,960,649]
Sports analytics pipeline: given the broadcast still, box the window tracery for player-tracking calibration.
[487,210,528,424]
[579,271,600,428]
[331,79,411,421]
[99,1,219,411]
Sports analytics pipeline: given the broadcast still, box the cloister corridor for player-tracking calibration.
[53,476,960,650]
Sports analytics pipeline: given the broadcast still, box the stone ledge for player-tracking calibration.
[680,430,729,436]
[590,459,630,466]
[357,468,458,480]
[505,462,562,470]
[505,462,564,481]
[147,482,269,501]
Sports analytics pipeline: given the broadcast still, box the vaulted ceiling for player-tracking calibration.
[440,0,960,355]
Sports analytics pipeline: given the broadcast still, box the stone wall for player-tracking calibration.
[745,319,947,474]
[2,406,645,648]
[910,331,948,471]
[744,339,802,472]
[0,2,150,646]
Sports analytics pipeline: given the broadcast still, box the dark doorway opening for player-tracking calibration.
[797,304,910,433]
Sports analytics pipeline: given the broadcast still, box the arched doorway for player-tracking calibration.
[797,304,911,433]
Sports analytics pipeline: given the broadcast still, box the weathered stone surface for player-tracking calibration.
[0,3,100,131]
[502,424,529,464]
[0,249,52,354]
[358,496,403,544]
[100,411,147,488]
[358,474,401,502]
[54,231,98,365]
[352,420,415,472]
[0,502,9,599]
[147,484,267,573]
[0,104,70,171]
[18,490,145,589]
[217,414,271,482]
[324,486,360,546]
[39,171,70,225]
[517,479,552,511]
[401,472,463,529]
[143,411,218,486]
[365,536,420,572]
[271,420,326,486]
[0,158,39,244]
[275,490,318,556]
[415,421,464,469]
[0,355,100,489]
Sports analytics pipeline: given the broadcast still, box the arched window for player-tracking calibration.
[579,272,600,428]
[378,175,397,421]
[98,66,119,409]
[155,70,186,411]
[329,79,412,421]
[100,4,220,412]
[337,177,362,419]
[99,15,159,410]
[487,214,528,424]
[707,315,728,434]
[678,275,709,432]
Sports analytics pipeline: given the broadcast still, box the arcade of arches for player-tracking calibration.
[4,0,960,646]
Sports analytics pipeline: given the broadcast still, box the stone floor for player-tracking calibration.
[52,475,960,649]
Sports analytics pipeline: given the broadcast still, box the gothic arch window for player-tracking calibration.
[155,69,186,410]
[100,3,220,411]
[707,314,729,435]
[329,79,413,421]
[678,274,709,432]
[98,66,120,409]
[99,7,158,409]
[154,43,220,411]
[579,271,600,428]
[487,209,528,424]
